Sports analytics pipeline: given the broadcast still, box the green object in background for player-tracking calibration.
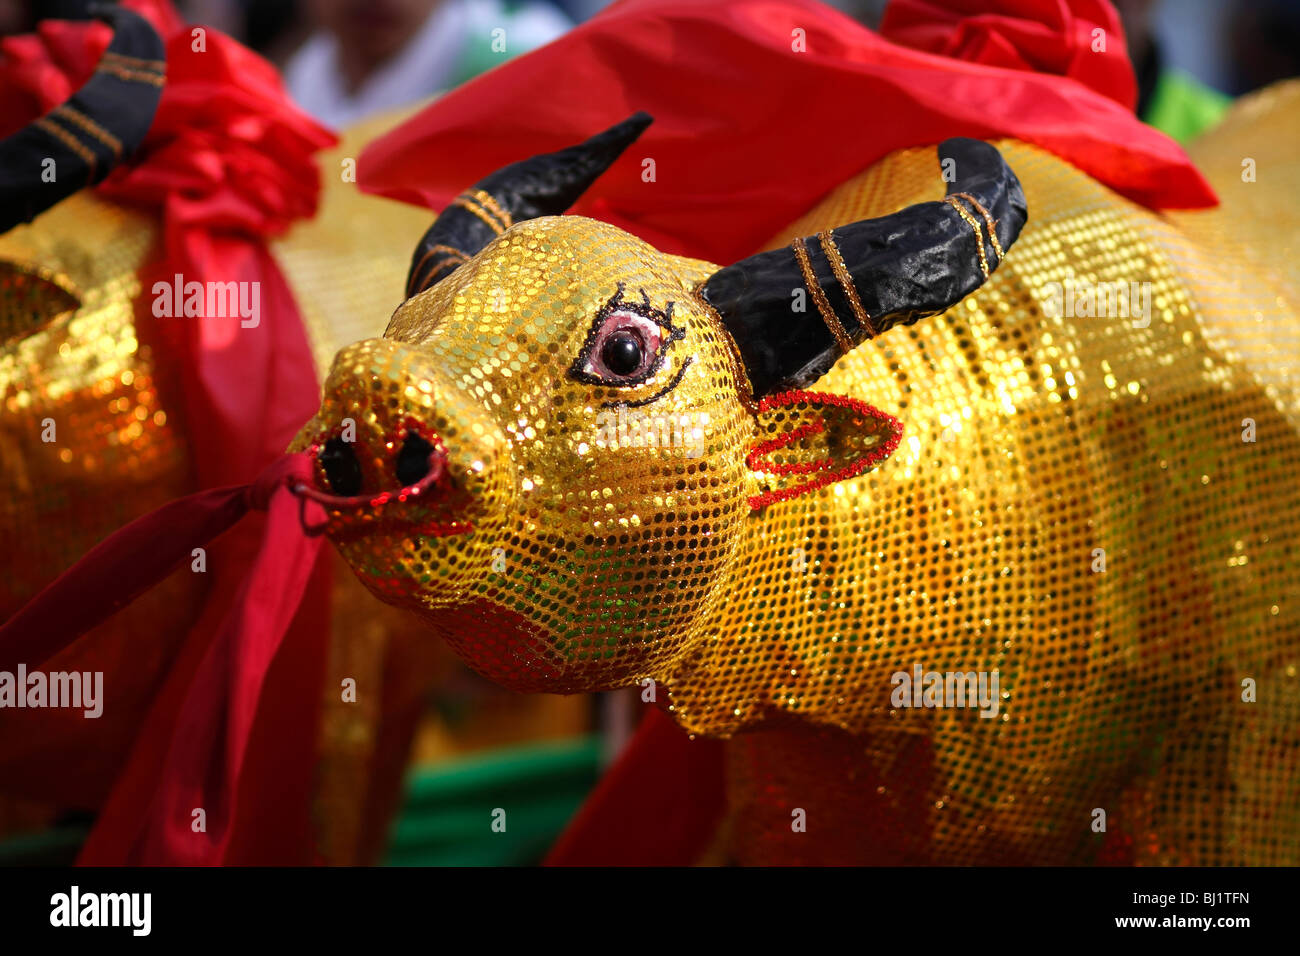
[383,736,602,867]
[0,821,88,866]
[0,737,602,866]
[448,0,573,89]
[1143,69,1232,143]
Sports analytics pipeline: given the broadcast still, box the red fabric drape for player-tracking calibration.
[0,455,327,865]
[545,707,726,867]
[358,0,1214,273]
[879,0,1138,108]
[73,457,328,865]
[0,486,248,673]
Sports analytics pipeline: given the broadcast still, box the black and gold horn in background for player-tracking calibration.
[0,6,166,235]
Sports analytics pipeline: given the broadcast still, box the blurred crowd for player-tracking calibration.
[5,0,1299,134]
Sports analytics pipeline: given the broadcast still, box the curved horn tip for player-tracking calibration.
[624,111,654,133]
[404,111,655,298]
[937,136,1028,243]
[0,3,164,236]
[583,111,654,151]
[941,136,1019,184]
[937,136,995,155]
[703,136,1031,399]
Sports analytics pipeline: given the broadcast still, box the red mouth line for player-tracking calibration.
[411,517,475,538]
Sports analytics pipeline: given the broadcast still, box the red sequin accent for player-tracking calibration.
[746,389,903,510]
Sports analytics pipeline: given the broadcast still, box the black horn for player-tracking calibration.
[700,138,1028,398]
[406,111,653,298]
[0,6,166,235]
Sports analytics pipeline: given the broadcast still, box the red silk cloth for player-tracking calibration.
[0,1,335,864]
[545,707,726,867]
[879,0,1138,108]
[359,0,1215,272]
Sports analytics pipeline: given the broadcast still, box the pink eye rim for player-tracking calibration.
[588,309,661,379]
[569,283,686,389]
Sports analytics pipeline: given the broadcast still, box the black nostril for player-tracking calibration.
[319,437,362,496]
[396,433,436,487]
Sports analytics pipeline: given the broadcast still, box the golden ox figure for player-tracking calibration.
[292,102,1300,865]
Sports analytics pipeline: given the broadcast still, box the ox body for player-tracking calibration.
[293,114,1300,865]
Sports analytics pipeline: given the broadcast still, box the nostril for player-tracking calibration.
[396,433,436,487]
[318,437,362,496]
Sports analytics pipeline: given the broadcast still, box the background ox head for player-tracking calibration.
[292,114,1026,692]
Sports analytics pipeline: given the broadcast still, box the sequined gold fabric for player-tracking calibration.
[0,196,190,618]
[694,136,1298,865]
[305,98,1300,862]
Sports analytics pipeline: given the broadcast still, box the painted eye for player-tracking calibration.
[601,328,645,376]
[582,309,663,383]
[570,287,686,391]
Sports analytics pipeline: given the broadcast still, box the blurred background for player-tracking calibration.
[6,0,1300,134]
[1,0,1297,867]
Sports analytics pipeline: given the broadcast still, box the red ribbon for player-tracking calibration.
[879,0,1139,109]
[80,456,328,865]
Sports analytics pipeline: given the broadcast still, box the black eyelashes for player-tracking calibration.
[568,283,685,389]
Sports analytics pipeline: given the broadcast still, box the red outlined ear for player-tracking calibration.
[746,390,902,511]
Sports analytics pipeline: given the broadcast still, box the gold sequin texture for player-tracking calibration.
[0,194,195,628]
[298,85,1300,865]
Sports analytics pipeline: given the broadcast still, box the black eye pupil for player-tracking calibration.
[601,329,643,376]
[319,437,362,496]
[396,433,435,487]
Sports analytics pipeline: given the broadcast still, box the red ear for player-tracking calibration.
[746,390,903,511]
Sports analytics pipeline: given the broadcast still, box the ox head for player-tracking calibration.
[292,114,1026,692]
